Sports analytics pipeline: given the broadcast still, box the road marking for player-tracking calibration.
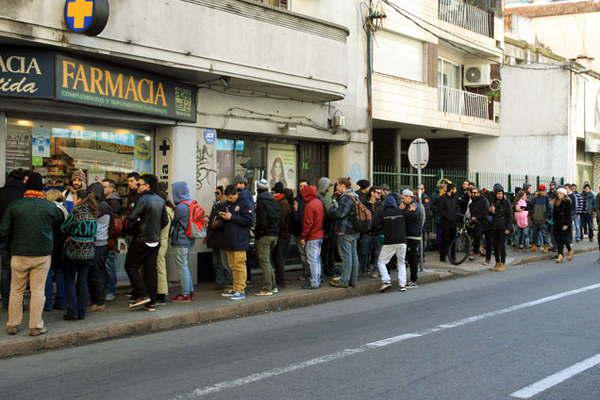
[171,282,600,400]
[510,354,600,399]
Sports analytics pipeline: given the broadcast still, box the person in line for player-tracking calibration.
[317,177,337,278]
[126,172,141,214]
[374,193,411,292]
[530,185,552,253]
[43,189,68,312]
[157,184,174,305]
[62,189,98,320]
[170,181,196,302]
[87,182,112,312]
[220,184,254,301]
[468,187,490,263]
[489,186,512,272]
[101,179,122,301]
[254,179,281,296]
[456,180,470,215]
[570,184,583,242]
[553,188,573,263]
[125,174,168,311]
[0,173,62,336]
[358,186,382,277]
[513,191,529,251]
[207,186,232,291]
[299,184,325,290]
[0,168,29,310]
[63,169,87,213]
[356,179,371,203]
[329,177,360,288]
[580,183,595,242]
[272,182,291,288]
[292,179,310,281]
[401,189,424,289]
[439,183,458,263]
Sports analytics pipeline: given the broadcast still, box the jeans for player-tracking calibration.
[377,243,407,287]
[515,227,530,247]
[406,239,420,283]
[44,265,66,311]
[256,236,278,291]
[125,240,159,305]
[212,249,232,287]
[8,256,51,330]
[337,233,359,287]
[89,245,108,306]
[1,251,10,309]
[358,234,382,274]
[104,250,117,296]
[581,213,594,240]
[306,239,323,288]
[471,222,484,254]
[174,246,193,295]
[574,214,582,241]
[273,236,290,286]
[531,222,551,247]
[64,258,92,319]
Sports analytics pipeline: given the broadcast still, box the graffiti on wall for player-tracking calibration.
[196,129,217,190]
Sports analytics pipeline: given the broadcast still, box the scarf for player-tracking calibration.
[273,193,285,202]
[24,190,46,199]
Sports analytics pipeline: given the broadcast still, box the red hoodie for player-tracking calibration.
[300,185,325,241]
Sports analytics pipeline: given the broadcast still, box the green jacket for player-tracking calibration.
[0,197,63,256]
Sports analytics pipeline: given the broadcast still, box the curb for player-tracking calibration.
[508,245,597,267]
[0,271,454,359]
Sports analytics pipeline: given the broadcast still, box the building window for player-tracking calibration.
[374,32,425,82]
[257,0,289,9]
[5,118,153,192]
[438,58,462,89]
[216,137,267,191]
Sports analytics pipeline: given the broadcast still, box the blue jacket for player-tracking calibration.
[581,191,596,214]
[171,181,195,248]
[330,189,357,235]
[223,189,254,251]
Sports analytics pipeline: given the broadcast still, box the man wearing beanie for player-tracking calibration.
[63,169,87,213]
[254,179,281,296]
[0,173,62,336]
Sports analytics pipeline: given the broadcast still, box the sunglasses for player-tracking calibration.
[375,191,382,195]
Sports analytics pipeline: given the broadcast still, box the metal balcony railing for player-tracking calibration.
[438,86,489,119]
[438,0,493,37]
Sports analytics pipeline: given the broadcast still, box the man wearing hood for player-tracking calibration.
[87,182,112,312]
[63,169,87,213]
[254,179,281,296]
[299,185,325,289]
[170,182,196,302]
[373,193,411,292]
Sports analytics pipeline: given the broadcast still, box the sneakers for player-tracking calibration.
[156,294,167,306]
[230,292,246,301]
[221,289,235,297]
[378,283,392,292]
[407,281,419,289]
[482,260,490,266]
[272,287,279,294]
[255,290,274,297]
[29,327,48,337]
[302,282,318,290]
[328,279,348,288]
[90,304,106,312]
[171,294,192,303]
[105,293,116,301]
[129,297,151,309]
[398,286,407,292]
[145,304,157,312]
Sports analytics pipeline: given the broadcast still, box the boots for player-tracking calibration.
[530,244,538,252]
[567,249,574,262]
[556,254,564,263]
[490,262,505,272]
[543,244,550,253]
[498,263,506,272]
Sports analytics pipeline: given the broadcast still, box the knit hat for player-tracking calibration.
[25,172,44,192]
[493,183,504,193]
[272,181,285,194]
[557,187,568,196]
[538,184,546,191]
[402,189,414,197]
[257,179,269,191]
[523,183,531,191]
[234,175,248,185]
[356,179,371,190]
[71,169,86,184]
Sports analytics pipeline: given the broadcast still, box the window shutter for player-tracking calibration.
[425,43,438,88]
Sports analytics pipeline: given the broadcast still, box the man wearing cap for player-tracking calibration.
[0,173,63,336]
[254,179,281,296]
[530,184,552,253]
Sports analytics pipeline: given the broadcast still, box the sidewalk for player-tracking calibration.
[0,241,596,359]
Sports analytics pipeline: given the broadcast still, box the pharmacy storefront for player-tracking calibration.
[0,48,196,191]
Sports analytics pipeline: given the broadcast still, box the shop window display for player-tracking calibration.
[216,137,266,191]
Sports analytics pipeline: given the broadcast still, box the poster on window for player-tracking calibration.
[267,143,296,191]
[6,125,32,172]
[32,127,51,158]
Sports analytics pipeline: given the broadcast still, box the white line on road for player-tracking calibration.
[510,354,600,399]
[171,282,600,400]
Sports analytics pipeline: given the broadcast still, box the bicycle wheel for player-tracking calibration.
[448,233,472,265]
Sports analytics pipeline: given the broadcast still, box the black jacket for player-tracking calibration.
[490,197,512,231]
[439,194,458,223]
[127,192,168,243]
[291,195,305,236]
[255,190,281,238]
[456,189,470,215]
[0,179,25,221]
[469,196,490,230]
[552,199,572,233]
[207,200,228,249]
[372,196,407,245]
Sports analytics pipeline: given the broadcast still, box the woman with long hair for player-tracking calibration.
[269,157,287,189]
[552,188,573,263]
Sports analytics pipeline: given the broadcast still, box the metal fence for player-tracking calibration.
[439,0,493,37]
[438,86,489,120]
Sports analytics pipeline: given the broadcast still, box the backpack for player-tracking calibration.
[350,196,372,233]
[181,200,208,239]
[532,198,548,224]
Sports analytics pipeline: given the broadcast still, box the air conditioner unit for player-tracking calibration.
[464,64,492,87]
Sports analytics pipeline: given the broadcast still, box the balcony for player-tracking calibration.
[438,0,494,37]
[438,86,489,119]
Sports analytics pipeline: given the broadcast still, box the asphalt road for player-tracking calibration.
[2,253,600,400]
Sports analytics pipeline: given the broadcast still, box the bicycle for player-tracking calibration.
[448,214,474,265]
